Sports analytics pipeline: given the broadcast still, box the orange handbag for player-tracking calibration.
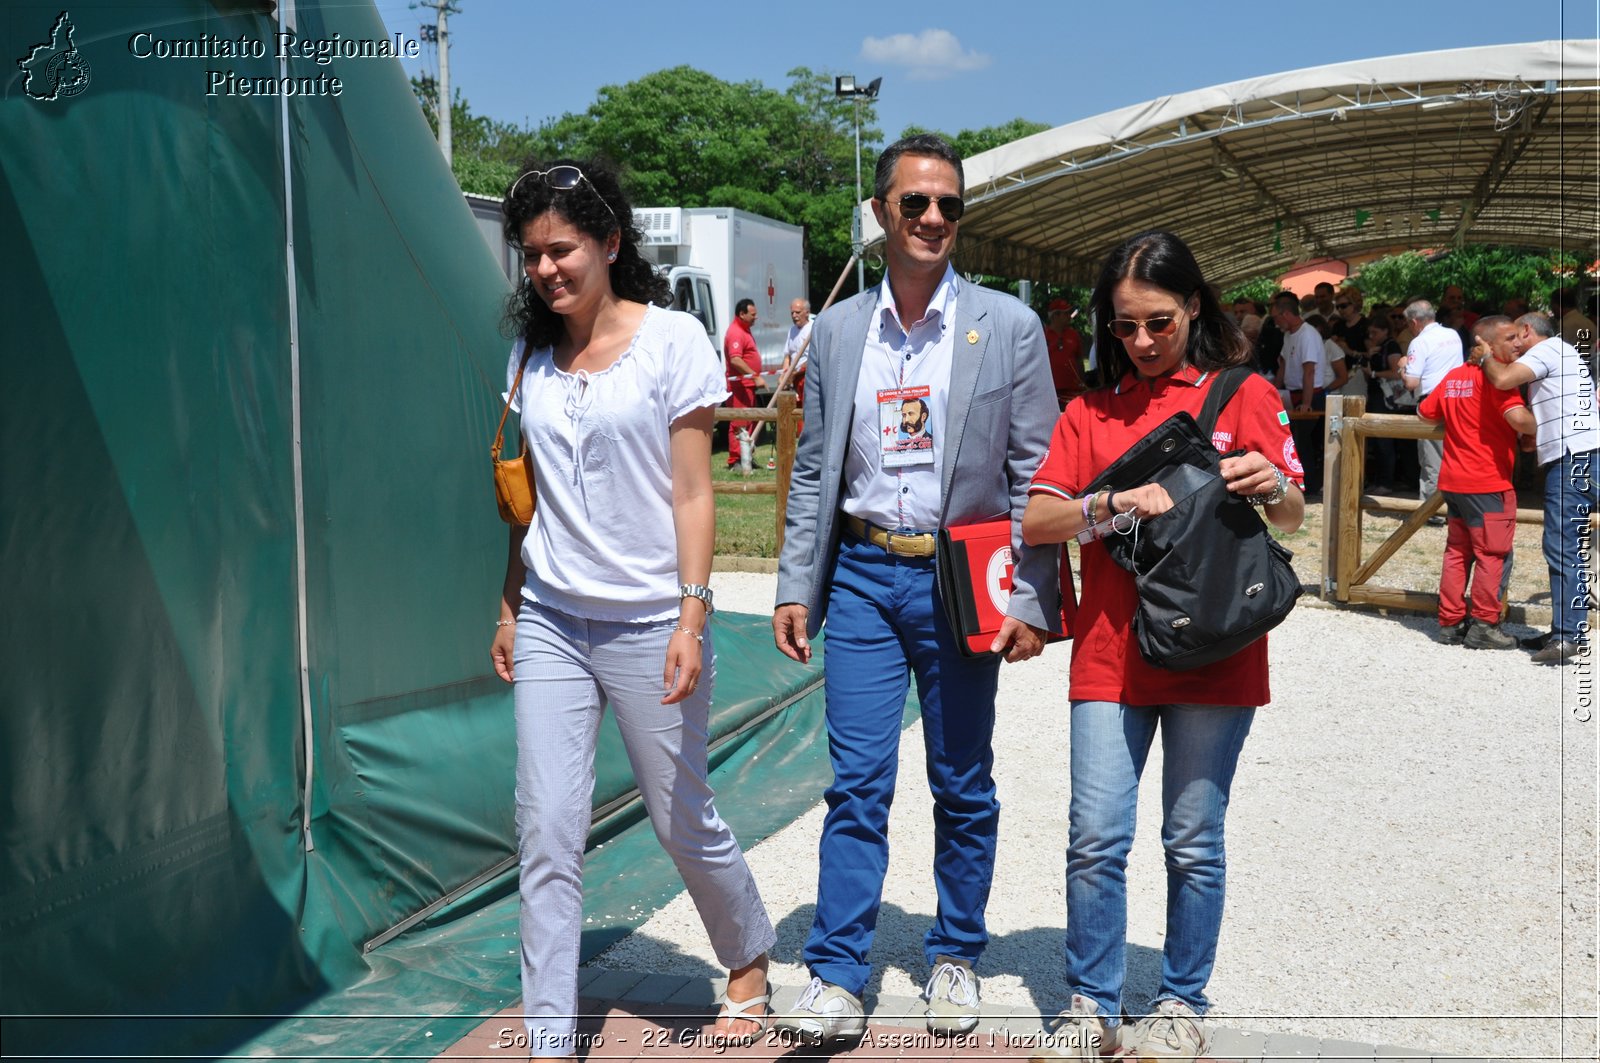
[492,347,537,525]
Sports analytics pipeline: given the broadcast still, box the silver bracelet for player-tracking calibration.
[495,619,515,628]
[674,626,704,643]
[1247,467,1289,507]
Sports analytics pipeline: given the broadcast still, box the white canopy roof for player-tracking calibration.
[863,40,1599,287]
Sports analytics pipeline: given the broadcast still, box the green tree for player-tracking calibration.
[901,117,1050,159]
[1350,245,1574,308]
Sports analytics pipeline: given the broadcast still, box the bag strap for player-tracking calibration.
[1194,365,1252,438]
[492,344,537,461]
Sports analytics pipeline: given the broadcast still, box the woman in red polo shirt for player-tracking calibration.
[1020,230,1305,1063]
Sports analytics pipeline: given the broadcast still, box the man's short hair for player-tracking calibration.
[1472,314,1512,340]
[1404,299,1436,323]
[1517,312,1557,338]
[1314,282,1335,295]
[873,133,964,201]
[796,299,811,312]
[1271,291,1300,315]
[735,297,756,316]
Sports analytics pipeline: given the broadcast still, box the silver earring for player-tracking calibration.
[608,252,617,262]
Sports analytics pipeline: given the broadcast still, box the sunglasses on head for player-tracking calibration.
[893,192,965,222]
[509,165,619,227]
[1106,315,1183,339]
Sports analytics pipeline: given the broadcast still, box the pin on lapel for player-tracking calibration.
[966,330,979,345]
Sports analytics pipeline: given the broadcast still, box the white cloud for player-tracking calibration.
[859,28,990,81]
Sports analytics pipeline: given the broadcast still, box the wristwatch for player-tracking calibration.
[679,583,715,614]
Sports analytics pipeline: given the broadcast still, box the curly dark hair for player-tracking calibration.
[1088,230,1250,387]
[500,156,670,349]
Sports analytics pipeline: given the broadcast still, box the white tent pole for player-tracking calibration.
[277,0,316,854]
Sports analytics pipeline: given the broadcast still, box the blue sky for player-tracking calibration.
[374,0,1595,144]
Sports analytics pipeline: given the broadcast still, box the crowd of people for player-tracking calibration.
[487,134,1594,1062]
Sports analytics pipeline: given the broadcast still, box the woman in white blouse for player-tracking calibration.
[490,158,774,1058]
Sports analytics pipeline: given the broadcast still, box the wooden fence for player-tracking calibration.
[713,391,799,553]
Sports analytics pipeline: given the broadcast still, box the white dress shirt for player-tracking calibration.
[841,267,959,531]
[1405,321,1464,396]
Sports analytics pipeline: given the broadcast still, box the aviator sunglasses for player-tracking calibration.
[1106,314,1184,340]
[892,192,965,222]
[508,165,619,227]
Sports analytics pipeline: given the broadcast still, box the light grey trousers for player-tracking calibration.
[1418,436,1445,500]
[512,599,775,1053]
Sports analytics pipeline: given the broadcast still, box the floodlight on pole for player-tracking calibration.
[834,74,881,293]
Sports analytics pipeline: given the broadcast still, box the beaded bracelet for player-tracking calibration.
[494,619,514,628]
[674,627,705,643]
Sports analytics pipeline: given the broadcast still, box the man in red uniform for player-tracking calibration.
[1417,315,1535,648]
[1044,298,1085,408]
[723,297,764,472]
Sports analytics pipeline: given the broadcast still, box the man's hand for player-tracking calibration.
[772,604,812,663]
[990,617,1047,663]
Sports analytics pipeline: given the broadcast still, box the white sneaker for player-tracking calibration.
[923,956,980,1034]
[1030,994,1113,1062]
[771,976,866,1045]
[1121,998,1207,1062]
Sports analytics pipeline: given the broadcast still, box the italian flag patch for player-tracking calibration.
[1278,410,1290,425]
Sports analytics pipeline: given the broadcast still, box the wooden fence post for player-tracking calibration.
[774,391,797,555]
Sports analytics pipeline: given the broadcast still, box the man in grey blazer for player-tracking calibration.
[770,134,1060,1043]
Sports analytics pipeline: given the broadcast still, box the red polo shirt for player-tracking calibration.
[723,319,760,381]
[1417,363,1526,493]
[1046,326,1085,397]
[1030,366,1303,707]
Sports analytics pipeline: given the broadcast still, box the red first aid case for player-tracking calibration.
[936,519,1077,657]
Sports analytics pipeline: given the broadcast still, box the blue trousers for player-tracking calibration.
[1065,701,1255,1020]
[804,533,1003,996]
[1544,449,1600,643]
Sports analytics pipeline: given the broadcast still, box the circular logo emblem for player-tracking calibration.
[46,49,91,99]
[985,544,1014,614]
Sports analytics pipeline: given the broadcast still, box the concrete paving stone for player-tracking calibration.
[1263,1032,1324,1059]
[871,991,929,1027]
[582,967,648,1003]
[617,972,692,1004]
[1374,1044,1434,1062]
[1210,1025,1268,1062]
[1318,1037,1379,1061]
[662,974,719,1008]
[574,964,612,994]
[973,1006,1020,1035]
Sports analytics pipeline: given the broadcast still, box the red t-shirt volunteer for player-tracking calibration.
[1030,365,1304,708]
[1416,364,1525,493]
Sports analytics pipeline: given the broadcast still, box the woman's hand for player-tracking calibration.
[661,627,704,704]
[1110,482,1176,519]
[491,623,515,684]
[1219,451,1281,498]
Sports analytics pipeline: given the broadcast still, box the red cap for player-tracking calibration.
[1048,298,1071,312]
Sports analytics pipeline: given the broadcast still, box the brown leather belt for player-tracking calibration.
[843,514,937,558]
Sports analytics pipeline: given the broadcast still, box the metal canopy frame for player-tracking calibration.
[863,40,1599,288]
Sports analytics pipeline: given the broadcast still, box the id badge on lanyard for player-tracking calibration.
[878,385,935,469]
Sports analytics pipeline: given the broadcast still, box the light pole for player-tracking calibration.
[834,75,881,293]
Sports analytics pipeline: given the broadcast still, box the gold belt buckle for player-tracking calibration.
[885,530,934,557]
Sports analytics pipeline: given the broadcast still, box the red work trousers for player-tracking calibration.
[1439,488,1517,625]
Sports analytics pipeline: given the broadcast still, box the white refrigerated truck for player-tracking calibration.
[465,196,808,373]
[632,206,807,372]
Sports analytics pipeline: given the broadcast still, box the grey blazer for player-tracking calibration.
[775,278,1061,639]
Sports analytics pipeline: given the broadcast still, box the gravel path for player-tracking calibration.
[595,572,1598,1059]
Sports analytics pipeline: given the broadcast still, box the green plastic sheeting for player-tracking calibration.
[0,2,856,1059]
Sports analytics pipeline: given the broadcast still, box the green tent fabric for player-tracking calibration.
[1,2,834,1057]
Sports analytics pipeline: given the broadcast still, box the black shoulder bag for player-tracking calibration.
[1085,367,1302,670]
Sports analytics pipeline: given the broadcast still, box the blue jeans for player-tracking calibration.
[1543,449,1600,643]
[1065,701,1255,1020]
[805,533,1002,996]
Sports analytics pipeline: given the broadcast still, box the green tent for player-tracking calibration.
[1,3,831,1056]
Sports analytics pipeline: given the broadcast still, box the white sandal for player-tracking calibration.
[713,982,771,1045]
